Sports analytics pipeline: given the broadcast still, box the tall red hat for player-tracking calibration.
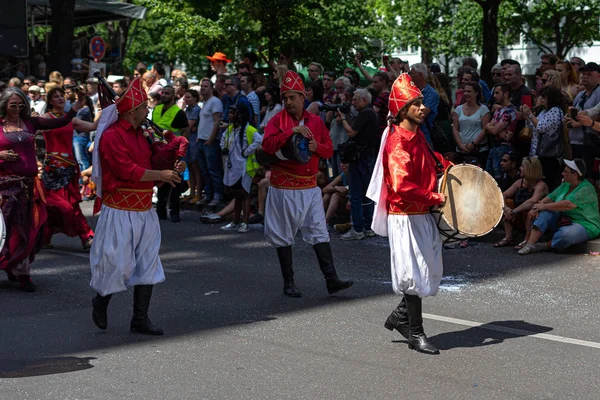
[388,73,422,117]
[280,70,305,96]
[116,76,147,115]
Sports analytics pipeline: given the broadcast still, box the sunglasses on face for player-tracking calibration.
[8,103,26,109]
[493,72,503,77]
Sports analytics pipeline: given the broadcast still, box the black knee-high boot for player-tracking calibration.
[384,296,409,339]
[130,285,163,335]
[276,246,301,297]
[92,293,112,330]
[405,294,439,355]
[313,242,353,295]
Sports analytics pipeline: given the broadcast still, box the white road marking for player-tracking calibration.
[424,313,600,350]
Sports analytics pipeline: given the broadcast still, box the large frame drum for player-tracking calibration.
[433,164,504,243]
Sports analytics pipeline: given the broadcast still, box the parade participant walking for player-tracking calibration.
[262,71,353,297]
[0,87,86,291]
[367,74,451,355]
[41,87,97,249]
[90,77,185,334]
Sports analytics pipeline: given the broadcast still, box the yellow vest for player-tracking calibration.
[152,104,182,133]
[224,124,261,178]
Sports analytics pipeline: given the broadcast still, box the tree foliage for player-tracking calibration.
[506,0,600,58]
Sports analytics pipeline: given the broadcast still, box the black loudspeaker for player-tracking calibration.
[0,1,29,57]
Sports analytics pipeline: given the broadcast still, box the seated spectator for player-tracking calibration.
[452,81,491,167]
[495,157,548,248]
[522,86,566,190]
[200,200,235,224]
[248,169,270,224]
[519,159,600,255]
[497,151,521,192]
[322,163,350,226]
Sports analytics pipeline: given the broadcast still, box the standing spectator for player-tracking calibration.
[491,64,504,86]
[22,76,35,94]
[305,81,324,116]
[222,77,253,124]
[540,70,562,92]
[182,89,202,204]
[326,83,354,178]
[454,67,468,108]
[409,63,439,146]
[240,73,260,126]
[242,52,259,73]
[214,74,228,99]
[197,78,224,206]
[236,63,250,79]
[151,86,189,222]
[151,62,168,87]
[569,57,585,78]
[170,69,187,82]
[259,87,282,131]
[522,86,566,190]
[173,77,189,109]
[484,84,518,178]
[323,71,336,103]
[504,64,533,156]
[143,72,161,95]
[556,60,580,103]
[112,79,127,96]
[372,71,390,139]
[539,54,558,72]
[86,78,99,106]
[8,78,21,88]
[72,84,95,176]
[337,89,379,240]
[462,57,492,102]
[565,62,600,174]
[206,52,231,84]
[28,85,46,115]
[307,62,324,85]
[452,81,491,167]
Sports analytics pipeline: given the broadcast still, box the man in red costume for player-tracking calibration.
[367,73,451,355]
[89,77,184,335]
[262,70,353,297]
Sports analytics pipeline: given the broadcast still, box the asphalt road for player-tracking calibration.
[1,202,599,400]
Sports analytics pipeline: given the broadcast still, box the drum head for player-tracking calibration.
[291,134,311,164]
[438,164,504,237]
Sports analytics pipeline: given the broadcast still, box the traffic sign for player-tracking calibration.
[89,36,106,61]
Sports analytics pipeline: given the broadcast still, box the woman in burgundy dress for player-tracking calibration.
[41,87,97,250]
[0,87,86,291]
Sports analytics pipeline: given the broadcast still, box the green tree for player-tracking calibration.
[506,0,600,59]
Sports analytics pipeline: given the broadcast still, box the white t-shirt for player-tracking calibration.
[197,96,224,140]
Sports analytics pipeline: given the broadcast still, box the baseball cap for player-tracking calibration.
[580,62,600,73]
[28,85,40,93]
[564,159,584,176]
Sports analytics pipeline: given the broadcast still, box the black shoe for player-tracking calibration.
[6,271,17,282]
[92,293,112,330]
[405,294,439,355]
[130,318,164,335]
[18,275,37,292]
[283,282,302,297]
[131,285,163,335]
[384,297,409,339]
[248,213,264,224]
[170,213,181,223]
[326,278,354,295]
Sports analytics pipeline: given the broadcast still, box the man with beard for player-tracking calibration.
[261,71,354,298]
[367,73,451,355]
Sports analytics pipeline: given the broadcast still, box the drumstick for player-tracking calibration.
[440,166,450,196]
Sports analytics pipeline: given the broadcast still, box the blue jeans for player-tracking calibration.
[486,144,511,179]
[73,135,91,172]
[533,210,590,249]
[330,150,342,180]
[197,139,224,201]
[349,155,375,232]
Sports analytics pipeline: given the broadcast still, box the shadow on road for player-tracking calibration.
[0,357,96,378]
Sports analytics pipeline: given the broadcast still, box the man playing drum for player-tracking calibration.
[367,73,451,355]
[261,70,353,298]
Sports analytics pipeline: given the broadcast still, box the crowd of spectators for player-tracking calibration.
[3,49,600,254]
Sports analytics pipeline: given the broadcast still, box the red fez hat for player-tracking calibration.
[116,76,147,115]
[280,70,305,96]
[388,73,422,117]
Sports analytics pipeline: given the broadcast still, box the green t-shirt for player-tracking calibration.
[547,180,600,238]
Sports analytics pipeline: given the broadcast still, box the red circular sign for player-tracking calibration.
[89,36,106,61]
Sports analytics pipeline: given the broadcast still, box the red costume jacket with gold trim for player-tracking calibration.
[98,119,153,211]
[383,126,451,215]
[262,110,333,189]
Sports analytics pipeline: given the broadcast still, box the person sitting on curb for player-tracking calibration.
[519,159,600,255]
[322,163,351,228]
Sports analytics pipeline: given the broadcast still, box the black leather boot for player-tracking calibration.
[92,293,112,330]
[276,246,301,297]
[313,242,353,295]
[384,296,409,339]
[130,285,163,335]
[405,294,439,355]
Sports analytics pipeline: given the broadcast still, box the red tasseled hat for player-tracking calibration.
[280,70,305,96]
[116,76,147,115]
[388,73,422,117]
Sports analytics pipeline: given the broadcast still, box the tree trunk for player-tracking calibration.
[479,0,501,86]
[48,0,76,75]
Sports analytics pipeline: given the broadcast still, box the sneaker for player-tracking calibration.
[248,213,264,224]
[220,222,240,231]
[238,223,250,233]
[200,212,223,224]
[518,242,548,255]
[208,198,221,207]
[334,222,352,234]
[364,229,376,237]
[340,228,365,241]
[196,196,209,205]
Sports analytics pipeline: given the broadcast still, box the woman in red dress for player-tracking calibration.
[41,87,97,249]
[0,87,86,291]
